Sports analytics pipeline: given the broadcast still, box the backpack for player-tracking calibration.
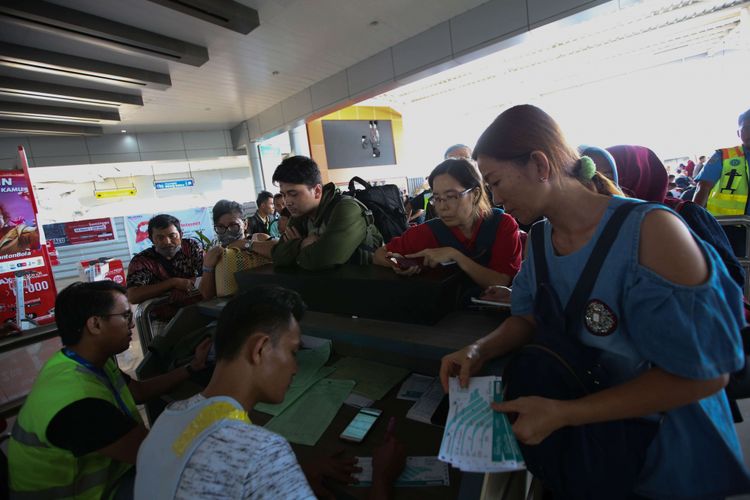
[343,177,408,243]
[662,199,750,410]
[503,202,660,499]
[425,208,505,267]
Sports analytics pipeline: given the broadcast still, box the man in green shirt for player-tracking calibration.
[258,156,382,270]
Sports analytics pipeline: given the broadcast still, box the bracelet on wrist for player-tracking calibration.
[202,266,215,274]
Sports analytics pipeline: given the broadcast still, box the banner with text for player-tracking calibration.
[124,207,214,256]
[42,217,116,247]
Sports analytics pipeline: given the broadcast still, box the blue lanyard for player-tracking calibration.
[62,348,135,420]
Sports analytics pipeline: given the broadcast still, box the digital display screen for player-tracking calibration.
[341,409,380,440]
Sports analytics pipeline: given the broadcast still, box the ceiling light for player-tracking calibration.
[145,0,260,35]
[0,101,120,124]
[0,43,171,90]
[0,0,208,67]
[0,119,102,136]
[0,76,143,107]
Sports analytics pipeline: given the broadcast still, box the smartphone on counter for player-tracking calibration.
[340,407,382,443]
[388,256,420,269]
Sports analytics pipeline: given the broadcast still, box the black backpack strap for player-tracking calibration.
[425,218,465,253]
[348,176,371,192]
[529,219,549,286]
[472,208,505,266]
[564,201,657,331]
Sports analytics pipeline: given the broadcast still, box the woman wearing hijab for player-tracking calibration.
[440,105,749,499]
[607,145,669,202]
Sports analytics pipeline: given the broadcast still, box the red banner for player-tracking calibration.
[64,218,114,245]
[0,149,57,326]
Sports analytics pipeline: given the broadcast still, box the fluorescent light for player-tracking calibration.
[0,43,171,90]
[0,119,102,136]
[0,101,120,124]
[0,76,143,107]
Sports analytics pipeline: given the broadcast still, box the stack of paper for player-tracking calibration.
[327,357,409,400]
[354,456,450,487]
[256,342,333,415]
[438,376,525,473]
[405,377,445,424]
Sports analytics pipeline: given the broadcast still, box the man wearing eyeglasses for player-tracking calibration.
[8,281,211,500]
[126,214,204,306]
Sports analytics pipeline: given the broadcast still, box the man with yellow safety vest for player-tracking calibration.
[8,281,211,500]
[694,108,750,215]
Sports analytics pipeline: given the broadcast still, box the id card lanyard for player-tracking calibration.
[62,348,135,420]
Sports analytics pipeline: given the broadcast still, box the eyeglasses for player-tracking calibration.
[101,310,133,323]
[214,223,242,234]
[429,187,476,206]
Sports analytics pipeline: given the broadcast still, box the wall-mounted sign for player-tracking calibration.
[94,187,137,199]
[42,218,116,247]
[124,207,214,256]
[154,179,195,190]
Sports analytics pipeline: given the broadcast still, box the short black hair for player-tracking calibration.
[739,108,750,127]
[273,193,284,201]
[272,156,322,187]
[444,144,471,159]
[148,214,182,240]
[214,285,306,361]
[212,199,243,224]
[55,281,127,346]
[256,191,273,206]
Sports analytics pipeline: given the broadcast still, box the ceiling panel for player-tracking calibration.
[0,0,486,133]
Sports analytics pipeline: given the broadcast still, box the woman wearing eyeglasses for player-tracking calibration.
[199,200,271,300]
[373,159,522,290]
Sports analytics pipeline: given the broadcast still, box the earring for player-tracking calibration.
[539,177,547,182]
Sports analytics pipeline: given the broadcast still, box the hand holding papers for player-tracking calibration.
[438,376,525,473]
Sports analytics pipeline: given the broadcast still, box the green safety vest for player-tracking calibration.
[706,146,749,216]
[8,351,141,500]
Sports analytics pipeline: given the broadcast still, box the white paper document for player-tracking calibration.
[397,373,435,401]
[354,456,450,487]
[438,376,525,473]
[405,378,445,424]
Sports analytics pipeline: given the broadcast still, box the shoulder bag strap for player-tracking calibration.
[564,202,658,331]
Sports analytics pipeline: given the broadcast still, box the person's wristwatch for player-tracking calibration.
[243,240,254,252]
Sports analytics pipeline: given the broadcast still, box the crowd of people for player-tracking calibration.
[7,104,750,499]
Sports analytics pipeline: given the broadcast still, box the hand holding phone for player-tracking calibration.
[387,255,420,269]
[340,407,382,443]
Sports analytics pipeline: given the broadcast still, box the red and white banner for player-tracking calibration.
[0,147,57,326]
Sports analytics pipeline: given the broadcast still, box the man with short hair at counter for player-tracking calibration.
[256,155,383,269]
[8,281,211,500]
[246,190,275,237]
[126,213,204,304]
[135,285,405,499]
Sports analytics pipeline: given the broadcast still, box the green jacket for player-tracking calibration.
[272,182,383,270]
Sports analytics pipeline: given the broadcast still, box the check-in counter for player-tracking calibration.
[234,264,464,325]
[0,324,60,419]
[143,295,507,499]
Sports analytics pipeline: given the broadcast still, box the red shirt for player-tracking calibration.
[386,213,522,278]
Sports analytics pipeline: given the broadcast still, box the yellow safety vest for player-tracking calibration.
[706,146,749,216]
[8,352,141,500]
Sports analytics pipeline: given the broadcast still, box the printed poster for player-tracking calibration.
[42,217,116,247]
[124,207,214,256]
[0,168,56,325]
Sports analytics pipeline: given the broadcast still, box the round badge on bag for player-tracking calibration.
[584,299,618,336]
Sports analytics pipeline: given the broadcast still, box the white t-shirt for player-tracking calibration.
[145,394,315,499]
